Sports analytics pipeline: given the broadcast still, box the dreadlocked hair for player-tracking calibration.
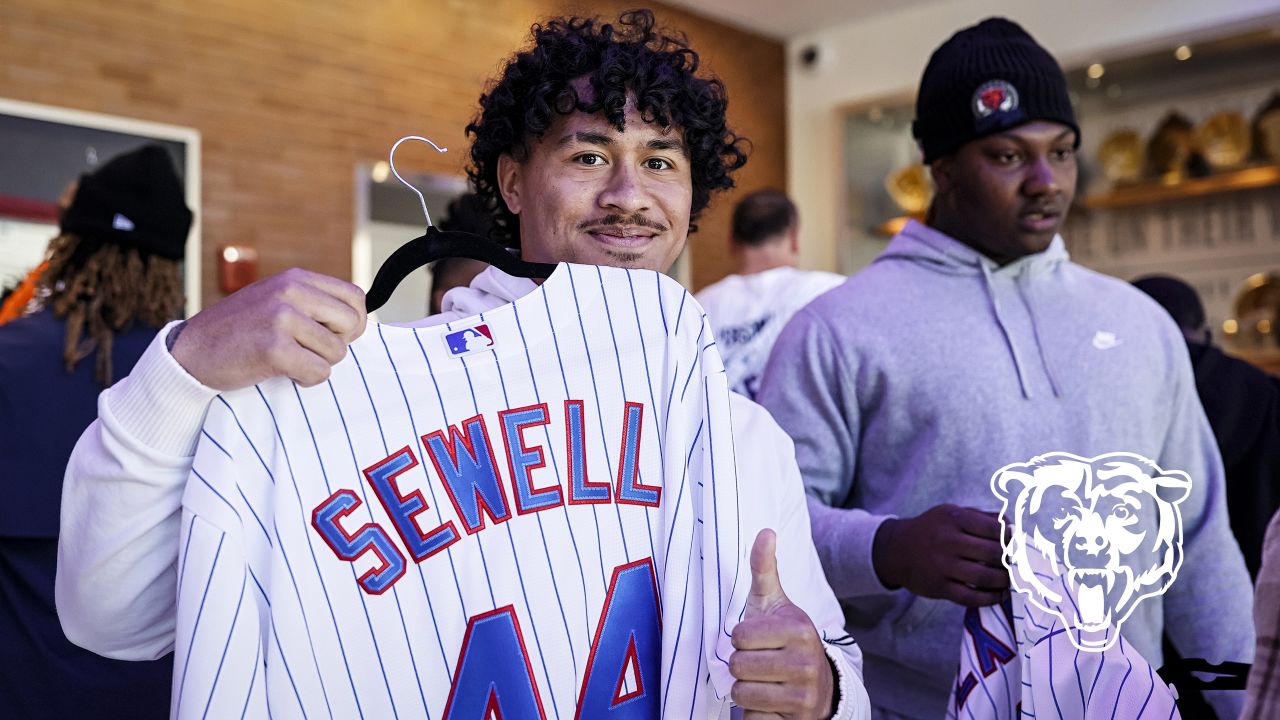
[38,233,184,385]
[466,8,750,249]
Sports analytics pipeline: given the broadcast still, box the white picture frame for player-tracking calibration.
[0,98,202,316]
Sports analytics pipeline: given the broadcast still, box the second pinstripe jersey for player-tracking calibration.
[173,264,749,719]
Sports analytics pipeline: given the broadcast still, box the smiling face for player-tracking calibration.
[496,94,693,273]
[929,120,1078,265]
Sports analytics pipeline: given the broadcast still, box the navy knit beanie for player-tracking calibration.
[59,144,193,261]
[912,18,1080,164]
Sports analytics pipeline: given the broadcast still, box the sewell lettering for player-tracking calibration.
[311,399,652,593]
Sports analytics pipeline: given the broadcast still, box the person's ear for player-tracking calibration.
[929,158,953,196]
[497,154,523,215]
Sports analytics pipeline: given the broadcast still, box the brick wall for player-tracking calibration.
[0,0,784,304]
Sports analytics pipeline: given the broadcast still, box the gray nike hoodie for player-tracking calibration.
[757,221,1253,719]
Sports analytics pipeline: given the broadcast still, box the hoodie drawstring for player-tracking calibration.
[1019,279,1063,398]
[980,263,1034,399]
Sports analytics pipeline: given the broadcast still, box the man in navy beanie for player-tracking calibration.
[0,143,190,718]
[759,17,1253,719]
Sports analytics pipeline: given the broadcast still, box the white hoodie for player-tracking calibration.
[56,266,869,719]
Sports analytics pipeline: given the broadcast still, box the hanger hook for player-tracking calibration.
[388,135,448,228]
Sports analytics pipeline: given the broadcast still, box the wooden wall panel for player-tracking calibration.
[0,0,784,303]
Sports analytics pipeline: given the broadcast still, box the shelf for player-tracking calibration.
[1079,164,1280,210]
[1231,348,1280,378]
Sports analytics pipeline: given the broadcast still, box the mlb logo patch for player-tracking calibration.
[444,324,494,357]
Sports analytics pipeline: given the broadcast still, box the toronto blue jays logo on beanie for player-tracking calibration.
[972,79,1019,119]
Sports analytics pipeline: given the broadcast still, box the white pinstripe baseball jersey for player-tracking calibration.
[174,263,749,719]
[946,555,1181,720]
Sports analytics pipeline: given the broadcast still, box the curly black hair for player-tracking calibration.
[466,9,749,249]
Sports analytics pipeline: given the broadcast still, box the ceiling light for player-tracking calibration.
[1223,319,1238,335]
[1175,45,1192,61]
[1087,63,1105,79]
[371,161,391,183]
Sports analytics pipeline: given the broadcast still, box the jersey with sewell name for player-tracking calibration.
[173,263,749,719]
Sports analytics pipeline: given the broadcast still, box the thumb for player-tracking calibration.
[746,528,788,616]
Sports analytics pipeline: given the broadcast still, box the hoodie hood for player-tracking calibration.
[876,220,1070,399]
[875,219,1068,277]
[396,266,538,328]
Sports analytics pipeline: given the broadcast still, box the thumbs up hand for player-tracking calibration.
[730,529,835,719]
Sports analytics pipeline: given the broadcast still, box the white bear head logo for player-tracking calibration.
[991,452,1191,651]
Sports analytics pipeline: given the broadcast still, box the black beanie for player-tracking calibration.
[1132,275,1206,332]
[59,144,193,261]
[912,18,1080,164]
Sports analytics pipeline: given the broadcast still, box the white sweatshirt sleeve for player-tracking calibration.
[56,321,218,660]
[729,394,871,720]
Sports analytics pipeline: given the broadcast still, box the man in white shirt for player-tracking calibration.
[55,10,868,719]
[695,189,843,399]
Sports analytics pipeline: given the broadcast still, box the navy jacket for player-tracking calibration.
[0,309,172,719]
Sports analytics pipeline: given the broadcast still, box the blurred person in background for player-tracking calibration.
[0,144,191,718]
[0,180,82,325]
[1243,507,1280,719]
[695,189,843,399]
[1134,274,1280,577]
[428,192,491,315]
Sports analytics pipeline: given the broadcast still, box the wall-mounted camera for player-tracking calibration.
[800,45,821,69]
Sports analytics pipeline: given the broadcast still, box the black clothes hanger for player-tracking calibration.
[364,134,558,313]
[365,227,557,312]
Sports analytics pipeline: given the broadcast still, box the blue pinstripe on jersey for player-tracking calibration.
[269,613,309,719]
[663,423,705,571]
[565,265,632,562]
[348,345,436,717]
[662,526,700,716]
[316,378,408,718]
[494,305,584,683]
[1087,648,1106,705]
[240,617,261,719]
[175,528,224,718]
[282,387,368,718]
[376,324,469,683]
[680,319,707,403]
[410,329,474,621]
[438,323,500,608]
[1111,640,1133,720]
[706,378,745,658]
[200,430,232,459]
[540,277,610,592]
[453,311,561,717]
[202,571,248,719]
[513,297,595,647]
[602,267,657,562]
[234,484,273,549]
[1046,624,1065,719]
[192,468,239,521]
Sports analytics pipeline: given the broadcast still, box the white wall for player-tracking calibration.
[0,218,54,290]
[787,0,1280,273]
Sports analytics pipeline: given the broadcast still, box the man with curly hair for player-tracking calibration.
[0,144,190,718]
[57,10,869,718]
